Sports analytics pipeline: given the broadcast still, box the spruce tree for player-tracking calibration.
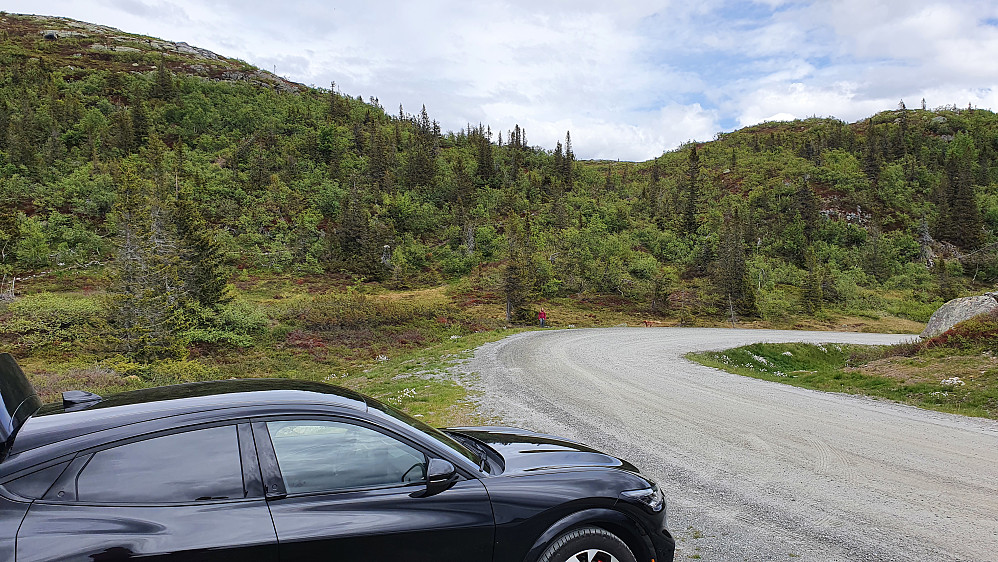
[944,133,983,249]
[151,57,176,101]
[684,143,700,235]
[108,162,173,359]
[474,126,496,187]
[502,212,532,323]
[562,131,574,188]
[130,89,149,149]
[802,249,823,313]
[795,178,820,244]
[0,208,18,264]
[174,190,232,310]
[339,182,370,258]
[714,213,756,316]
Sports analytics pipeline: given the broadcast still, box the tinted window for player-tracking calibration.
[267,421,426,494]
[369,400,481,467]
[76,425,244,503]
[4,461,69,499]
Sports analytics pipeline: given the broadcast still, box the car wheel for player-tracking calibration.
[537,526,637,562]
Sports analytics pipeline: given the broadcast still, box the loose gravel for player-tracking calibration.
[453,327,998,561]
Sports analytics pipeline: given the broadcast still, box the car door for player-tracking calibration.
[15,422,278,561]
[254,418,495,561]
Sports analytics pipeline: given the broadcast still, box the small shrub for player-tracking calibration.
[151,359,220,383]
[179,328,252,348]
[299,292,440,330]
[219,300,269,333]
[0,292,107,348]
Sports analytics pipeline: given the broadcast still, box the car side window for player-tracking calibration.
[3,460,70,499]
[75,425,244,503]
[266,420,427,494]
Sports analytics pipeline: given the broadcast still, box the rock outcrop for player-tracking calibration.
[8,13,303,94]
[921,293,998,338]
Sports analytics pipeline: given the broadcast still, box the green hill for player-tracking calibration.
[3,13,998,416]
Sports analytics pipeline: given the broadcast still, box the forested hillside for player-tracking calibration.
[3,14,998,392]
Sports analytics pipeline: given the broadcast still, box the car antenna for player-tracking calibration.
[62,390,103,411]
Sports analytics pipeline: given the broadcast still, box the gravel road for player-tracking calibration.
[454,327,998,561]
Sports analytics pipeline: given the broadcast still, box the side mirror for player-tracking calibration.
[416,458,457,498]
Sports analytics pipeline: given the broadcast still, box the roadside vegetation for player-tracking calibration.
[689,312,998,419]
[3,270,523,426]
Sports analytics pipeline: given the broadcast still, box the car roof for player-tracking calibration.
[9,379,369,457]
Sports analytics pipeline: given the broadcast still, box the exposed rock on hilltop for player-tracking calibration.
[2,13,303,93]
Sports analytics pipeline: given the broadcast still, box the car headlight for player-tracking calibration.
[620,482,665,513]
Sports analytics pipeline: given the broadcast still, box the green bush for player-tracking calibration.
[0,292,106,347]
[284,292,443,330]
[151,359,221,383]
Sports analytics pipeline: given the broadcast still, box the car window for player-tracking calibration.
[75,425,244,503]
[369,401,482,468]
[267,420,427,494]
[3,460,70,499]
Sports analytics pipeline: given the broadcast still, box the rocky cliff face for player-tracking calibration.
[921,293,998,338]
[2,13,303,93]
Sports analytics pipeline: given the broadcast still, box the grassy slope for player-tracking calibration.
[689,339,998,419]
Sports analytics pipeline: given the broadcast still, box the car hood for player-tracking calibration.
[447,426,638,475]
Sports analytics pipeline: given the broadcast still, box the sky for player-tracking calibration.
[6,0,998,161]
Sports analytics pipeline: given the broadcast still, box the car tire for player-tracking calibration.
[537,526,637,562]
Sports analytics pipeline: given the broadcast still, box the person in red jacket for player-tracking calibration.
[538,308,547,327]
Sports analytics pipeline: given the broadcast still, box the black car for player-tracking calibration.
[0,353,675,561]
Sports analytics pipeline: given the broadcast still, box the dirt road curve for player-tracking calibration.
[456,327,998,561]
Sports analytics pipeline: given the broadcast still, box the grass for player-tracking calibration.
[2,271,528,428]
[2,267,934,428]
[689,341,998,419]
[13,326,517,427]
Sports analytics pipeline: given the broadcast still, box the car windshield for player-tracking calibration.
[367,399,483,469]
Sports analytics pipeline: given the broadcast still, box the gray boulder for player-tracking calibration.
[921,294,998,338]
